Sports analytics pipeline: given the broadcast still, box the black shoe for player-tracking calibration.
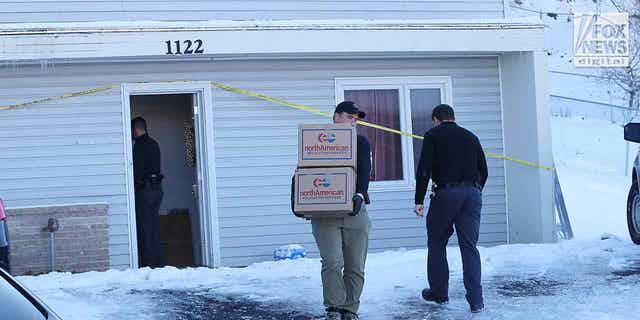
[421,288,449,304]
[323,307,342,320]
[470,303,485,313]
[341,310,359,320]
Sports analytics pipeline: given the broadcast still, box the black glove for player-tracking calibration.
[291,175,303,218]
[351,194,364,216]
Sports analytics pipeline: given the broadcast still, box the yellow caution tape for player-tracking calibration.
[0,84,118,111]
[0,81,554,171]
[0,80,193,111]
[212,82,334,118]
[211,82,554,171]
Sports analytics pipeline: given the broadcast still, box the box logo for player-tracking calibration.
[313,177,332,188]
[574,13,629,67]
[318,132,337,144]
[299,174,346,202]
[302,129,352,159]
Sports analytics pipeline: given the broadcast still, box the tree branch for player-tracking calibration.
[610,0,624,12]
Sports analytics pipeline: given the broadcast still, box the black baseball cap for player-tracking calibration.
[335,101,366,119]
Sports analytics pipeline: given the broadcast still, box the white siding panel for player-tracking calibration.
[220,233,507,266]
[0,56,505,268]
[0,175,124,189]
[0,144,123,159]
[0,1,505,23]
[221,221,506,240]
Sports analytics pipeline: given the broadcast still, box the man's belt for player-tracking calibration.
[434,181,480,191]
[135,173,164,189]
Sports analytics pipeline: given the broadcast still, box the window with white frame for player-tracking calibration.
[335,76,453,190]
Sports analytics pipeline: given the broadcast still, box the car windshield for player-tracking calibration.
[0,273,47,320]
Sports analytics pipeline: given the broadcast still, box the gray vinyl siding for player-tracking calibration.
[0,0,506,23]
[211,57,506,266]
[0,55,505,268]
[0,82,130,268]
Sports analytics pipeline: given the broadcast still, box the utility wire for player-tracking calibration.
[510,5,574,17]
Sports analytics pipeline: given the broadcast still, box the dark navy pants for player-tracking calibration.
[426,185,483,306]
[135,187,164,268]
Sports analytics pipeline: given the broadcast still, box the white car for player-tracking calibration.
[623,122,640,244]
[0,267,63,320]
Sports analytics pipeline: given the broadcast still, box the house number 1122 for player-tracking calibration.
[165,40,205,55]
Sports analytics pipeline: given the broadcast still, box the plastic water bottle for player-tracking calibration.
[273,244,307,261]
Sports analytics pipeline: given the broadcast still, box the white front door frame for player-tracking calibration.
[121,81,221,268]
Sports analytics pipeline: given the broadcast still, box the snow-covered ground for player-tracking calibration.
[14,116,640,320]
[553,116,633,240]
[18,239,640,320]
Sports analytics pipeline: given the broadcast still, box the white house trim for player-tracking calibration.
[0,19,544,61]
[0,18,545,34]
[497,54,510,244]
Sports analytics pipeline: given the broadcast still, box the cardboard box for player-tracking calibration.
[293,167,355,217]
[298,124,357,168]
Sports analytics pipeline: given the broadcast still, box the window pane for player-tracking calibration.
[410,89,442,170]
[344,89,403,181]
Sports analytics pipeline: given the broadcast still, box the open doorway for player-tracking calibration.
[130,94,203,267]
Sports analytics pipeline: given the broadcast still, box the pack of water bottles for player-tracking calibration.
[273,244,307,261]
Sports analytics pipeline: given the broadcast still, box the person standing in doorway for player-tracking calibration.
[132,117,164,268]
[414,104,488,313]
[312,101,372,320]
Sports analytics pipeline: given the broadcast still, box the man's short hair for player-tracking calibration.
[432,104,455,121]
[132,117,147,131]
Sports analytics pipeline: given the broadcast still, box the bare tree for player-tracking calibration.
[602,0,640,122]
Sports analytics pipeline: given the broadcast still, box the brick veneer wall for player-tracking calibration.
[5,204,109,275]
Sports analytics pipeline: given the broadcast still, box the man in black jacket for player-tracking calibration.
[132,117,164,268]
[414,104,488,313]
[311,101,372,320]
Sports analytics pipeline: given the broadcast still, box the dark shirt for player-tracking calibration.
[415,122,488,205]
[133,134,162,187]
[356,135,372,203]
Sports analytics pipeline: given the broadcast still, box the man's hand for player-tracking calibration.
[351,194,364,216]
[414,204,425,217]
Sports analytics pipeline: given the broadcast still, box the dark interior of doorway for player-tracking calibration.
[131,94,201,268]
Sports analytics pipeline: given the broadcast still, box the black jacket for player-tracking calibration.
[415,122,488,205]
[133,134,162,188]
[355,135,372,202]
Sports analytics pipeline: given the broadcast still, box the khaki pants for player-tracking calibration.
[311,206,371,314]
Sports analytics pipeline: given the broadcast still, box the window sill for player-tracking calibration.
[369,183,416,193]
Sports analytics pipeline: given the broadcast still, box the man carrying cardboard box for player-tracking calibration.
[311,101,372,320]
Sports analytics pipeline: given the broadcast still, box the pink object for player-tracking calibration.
[0,198,5,220]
